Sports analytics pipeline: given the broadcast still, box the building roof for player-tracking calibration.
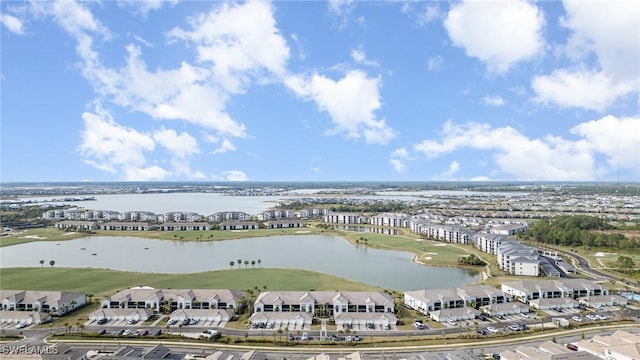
[255,291,393,307]
[105,288,245,304]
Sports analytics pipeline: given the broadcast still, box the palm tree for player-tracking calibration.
[87,294,93,304]
[257,259,262,268]
[237,259,242,268]
[64,322,69,334]
[39,259,45,268]
[79,323,85,334]
[244,260,249,268]
[49,260,55,268]
[229,261,235,269]
[251,260,256,268]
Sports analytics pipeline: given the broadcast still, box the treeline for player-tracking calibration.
[518,215,639,250]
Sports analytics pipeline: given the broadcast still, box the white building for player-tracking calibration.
[323,213,366,225]
[0,290,86,315]
[368,213,410,228]
[501,279,607,304]
[101,288,245,313]
[254,291,394,315]
[497,241,541,276]
[404,285,508,314]
[474,233,511,255]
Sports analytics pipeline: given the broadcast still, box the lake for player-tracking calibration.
[0,235,479,291]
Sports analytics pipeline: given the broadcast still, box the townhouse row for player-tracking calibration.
[55,219,305,232]
[44,208,330,223]
[2,280,631,326]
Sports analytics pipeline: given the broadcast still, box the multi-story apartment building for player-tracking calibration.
[207,211,251,222]
[497,240,541,276]
[323,213,366,224]
[368,213,410,228]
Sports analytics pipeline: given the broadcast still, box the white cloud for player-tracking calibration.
[427,56,443,71]
[432,161,460,180]
[389,147,411,173]
[285,70,396,145]
[482,95,506,107]
[50,1,110,38]
[532,70,632,111]
[444,0,544,74]
[1,14,25,34]
[401,3,440,26]
[212,139,236,154]
[153,128,200,159]
[570,115,640,171]
[471,176,492,181]
[531,0,639,110]
[222,170,248,181]
[351,48,379,67]
[411,118,640,181]
[167,0,290,93]
[329,0,354,15]
[118,0,178,16]
[78,107,168,181]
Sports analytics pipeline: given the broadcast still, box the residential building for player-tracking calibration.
[254,291,394,315]
[157,222,211,231]
[100,222,150,231]
[88,308,153,322]
[100,288,246,313]
[208,211,251,222]
[474,233,511,255]
[497,241,541,276]
[0,310,51,325]
[323,213,366,224]
[368,213,410,228]
[501,279,607,304]
[219,221,259,230]
[55,220,97,230]
[489,223,529,235]
[0,290,86,315]
[403,285,508,314]
[264,219,304,229]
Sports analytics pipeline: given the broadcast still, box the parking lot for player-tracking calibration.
[0,322,31,329]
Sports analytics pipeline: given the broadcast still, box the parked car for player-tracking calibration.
[586,314,598,320]
[97,318,108,325]
[97,329,107,335]
[140,330,149,336]
[596,314,609,320]
[567,343,579,351]
[153,329,162,336]
[116,329,125,336]
[447,319,458,326]
[486,326,499,334]
[15,322,27,329]
[127,319,137,325]
[572,315,583,322]
[122,329,132,336]
[520,313,530,319]
[167,319,177,325]
[301,332,308,341]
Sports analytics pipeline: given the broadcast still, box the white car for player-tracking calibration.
[596,314,609,320]
[586,314,598,320]
[486,326,499,334]
[447,319,458,326]
[572,316,582,322]
[520,313,530,318]
[15,322,27,329]
[122,329,132,336]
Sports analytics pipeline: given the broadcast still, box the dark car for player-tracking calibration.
[567,344,578,351]
[140,330,149,336]
[97,329,107,335]
[97,318,108,325]
[153,329,162,336]
[116,329,125,336]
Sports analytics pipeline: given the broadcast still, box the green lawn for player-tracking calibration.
[0,267,379,297]
[0,227,328,247]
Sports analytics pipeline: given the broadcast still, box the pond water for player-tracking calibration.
[1,235,479,291]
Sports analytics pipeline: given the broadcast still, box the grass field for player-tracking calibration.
[0,267,379,297]
[0,227,328,247]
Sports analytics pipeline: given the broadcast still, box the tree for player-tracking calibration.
[257,259,262,268]
[39,259,45,268]
[49,260,55,268]
[616,256,635,273]
[237,259,242,268]
[87,294,93,304]
[251,260,256,268]
[244,260,249,268]
[229,261,235,269]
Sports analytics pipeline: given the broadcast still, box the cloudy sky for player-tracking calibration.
[1,0,639,182]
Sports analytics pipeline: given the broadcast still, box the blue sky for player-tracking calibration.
[1,0,639,182]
